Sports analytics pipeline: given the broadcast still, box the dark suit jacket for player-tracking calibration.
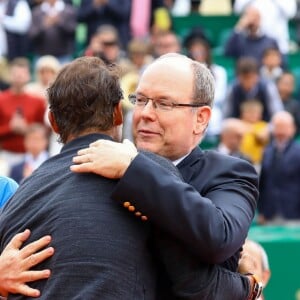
[112,147,259,299]
[0,134,156,300]
[258,139,300,220]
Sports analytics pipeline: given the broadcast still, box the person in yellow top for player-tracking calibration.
[239,100,270,171]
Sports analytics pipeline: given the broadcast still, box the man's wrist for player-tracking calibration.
[245,273,263,300]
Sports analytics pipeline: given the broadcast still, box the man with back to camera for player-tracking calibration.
[0,55,261,299]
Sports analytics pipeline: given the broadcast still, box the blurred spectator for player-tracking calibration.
[258,111,300,224]
[216,117,252,163]
[238,239,271,300]
[28,0,77,65]
[10,123,49,183]
[234,0,297,67]
[77,0,131,50]
[186,37,227,143]
[25,55,61,101]
[151,30,181,58]
[83,25,130,74]
[223,57,283,122]
[0,0,32,60]
[260,47,283,83]
[0,58,46,169]
[277,71,300,136]
[239,100,269,171]
[130,0,167,40]
[0,175,18,208]
[224,6,280,66]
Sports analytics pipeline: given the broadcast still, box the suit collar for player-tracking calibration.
[176,147,204,181]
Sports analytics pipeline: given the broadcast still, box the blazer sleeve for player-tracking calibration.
[111,152,258,264]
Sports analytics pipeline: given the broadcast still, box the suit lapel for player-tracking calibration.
[177,147,204,183]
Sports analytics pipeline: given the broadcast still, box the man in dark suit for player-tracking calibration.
[71,54,261,299]
[258,111,300,224]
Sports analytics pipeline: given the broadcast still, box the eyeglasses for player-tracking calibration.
[128,94,207,112]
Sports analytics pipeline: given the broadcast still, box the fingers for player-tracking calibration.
[20,235,52,259]
[21,269,51,284]
[6,229,31,250]
[13,284,41,298]
[70,162,92,173]
[25,247,54,269]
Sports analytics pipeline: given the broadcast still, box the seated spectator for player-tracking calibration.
[224,6,280,66]
[185,36,227,143]
[277,71,300,137]
[10,123,49,184]
[151,30,181,58]
[0,175,18,208]
[239,100,269,171]
[223,57,283,122]
[258,111,300,224]
[25,55,61,102]
[28,0,77,65]
[260,47,283,83]
[238,239,271,300]
[0,58,46,170]
[216,117,252,163]
[83,25,130,76]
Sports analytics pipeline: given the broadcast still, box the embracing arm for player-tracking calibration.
[0,230,54,298]
[71,140,258,263]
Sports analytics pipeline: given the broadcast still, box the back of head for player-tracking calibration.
[47,56,123,143]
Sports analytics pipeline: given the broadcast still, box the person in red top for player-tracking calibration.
[0,58,46,170]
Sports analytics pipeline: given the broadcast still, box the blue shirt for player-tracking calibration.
[0,176,18,208]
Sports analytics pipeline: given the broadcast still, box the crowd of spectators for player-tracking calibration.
[1,0,300,224]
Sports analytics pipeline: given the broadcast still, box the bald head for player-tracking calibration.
[271,111,296,144]
[140,53,215,107]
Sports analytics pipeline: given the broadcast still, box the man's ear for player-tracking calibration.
[113,101,123,126]
[194,106,211,135]
[48,110,59,134]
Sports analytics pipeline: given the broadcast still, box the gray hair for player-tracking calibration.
[156,53,215,107]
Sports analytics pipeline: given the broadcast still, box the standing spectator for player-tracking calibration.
[0,0,32,60]
[77,0,131,50]
[224,6,280,66]
[234,0,297,67]
[258,111,300,224]
[29,0,77,65]
[277,71,300,137]
[0,58,46,170]
[224,57,283,122]
[9,123,49,183]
